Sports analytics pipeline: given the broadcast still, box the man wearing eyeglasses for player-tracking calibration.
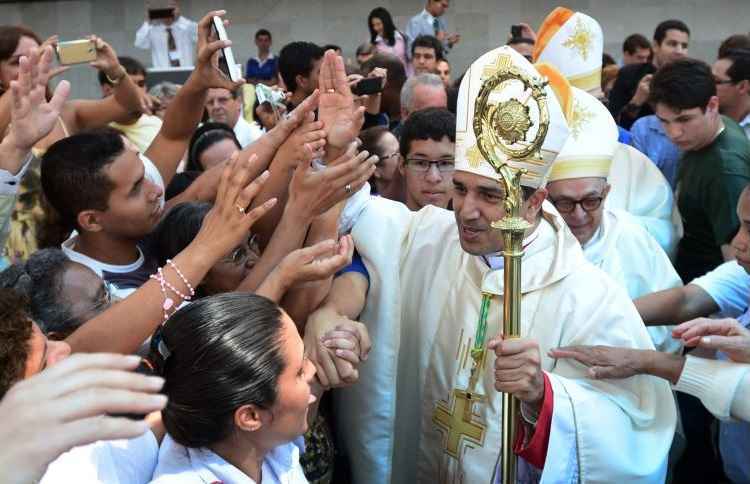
[546,87,682,353]
[713,49,750,138]
[398,107,455,210]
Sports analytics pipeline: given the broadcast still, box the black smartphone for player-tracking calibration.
[511,24,523,38]
[149,8,175,21]
[352,77,383,96]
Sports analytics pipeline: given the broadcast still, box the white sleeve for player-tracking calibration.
[0,152,33,194]
[691,261,750,317]
[135,21,152,49]
[674,355,750,422]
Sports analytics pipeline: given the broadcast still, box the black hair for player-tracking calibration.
[653,20,690,45]
[41,128,125,231]
[255,29,272,40]
[98,56,147,86]
[719,35,750,59]
[622,33,651,55]
[278,41,324,93]
[156,293,285,448]
[507,37,534,47]
[322,44,341,53]
[368,7,399,47]
[721,49,750,84]
[411,35,443,60]
[186,122,241,172]
[648,58,715,111]
[399,107,456,157]
[0,249,81,335]
[152,201,211,298]
[602,53,617,67]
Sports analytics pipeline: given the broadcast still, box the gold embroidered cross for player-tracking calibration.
[433,389,487,459]
[562,17,593,61]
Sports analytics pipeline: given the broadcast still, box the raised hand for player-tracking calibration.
[673,318,750,363]
[273,110,327,168]
[88,35,124,80]
[318,50,365,150]
[0,353,166,484]
[8,46,70,153]
[192,152,276,261]
[276,235,355,288]
[305,310,370,389]
[287,141,376,220]
[192,10,245,91]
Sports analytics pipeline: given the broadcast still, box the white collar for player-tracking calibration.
[61,236,145,277]
[480,224,541,271]
[421,8,437,21]
[740,112,750,128]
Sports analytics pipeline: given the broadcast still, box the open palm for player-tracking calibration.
[318,50,364,149]
[9,46,69,151]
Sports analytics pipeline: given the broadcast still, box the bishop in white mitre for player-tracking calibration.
[334,46,676,484]
[533,7,680,255]
[545,84,683,354]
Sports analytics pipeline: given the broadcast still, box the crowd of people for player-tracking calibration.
[0,0,749,483]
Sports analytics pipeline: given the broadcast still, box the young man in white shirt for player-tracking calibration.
[134,0,197,68]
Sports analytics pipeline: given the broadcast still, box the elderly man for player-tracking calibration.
[310,46,675,484]
[205,87,263,147]
[534,6,680,255]
[546,84,682,353]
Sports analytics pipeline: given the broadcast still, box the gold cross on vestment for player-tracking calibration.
[433,388,487,459]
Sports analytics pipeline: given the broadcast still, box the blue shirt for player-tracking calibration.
[245,54,278,82]
[405,9,449,58]
[617,126,631,145]
[338,251,370,283]
[630,115,682,189]
[691,261,750,484]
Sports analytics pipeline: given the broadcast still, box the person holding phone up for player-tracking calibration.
[135,0,197,68]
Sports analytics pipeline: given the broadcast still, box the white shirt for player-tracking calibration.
[150,434,308,484]
[135,17,198,68]
[40,431,159,484]
[740,113,750,139]
[691,260,750,319]
[233,116,264,148]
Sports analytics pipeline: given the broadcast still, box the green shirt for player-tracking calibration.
[675,116,750,283]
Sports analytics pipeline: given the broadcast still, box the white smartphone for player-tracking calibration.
[211,16,242,83]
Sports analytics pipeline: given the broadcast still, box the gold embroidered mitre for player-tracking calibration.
[454,46,572,189]
[548,86,619,181]
[533,7,604,96]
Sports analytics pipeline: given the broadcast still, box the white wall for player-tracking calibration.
[0,0,747,100]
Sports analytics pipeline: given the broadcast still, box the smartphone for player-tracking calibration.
[351,76,383,96]
[510,24,523,39]
[211,16,242,83]
[56,39,96,65]
[148,7,175,21]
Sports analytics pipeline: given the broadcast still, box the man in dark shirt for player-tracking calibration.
[609,19,690,129]
[650,57,750,483]
[245,29,278,86]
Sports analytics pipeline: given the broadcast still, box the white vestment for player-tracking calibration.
[582,208,683,353]
[607,143,681,256]
[336,197,676,484]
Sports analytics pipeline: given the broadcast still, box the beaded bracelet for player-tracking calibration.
[149,271,173,321]
[166,259,195,298]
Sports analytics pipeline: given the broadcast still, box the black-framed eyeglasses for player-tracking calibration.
[377,151,399,164]
[550,196,604,214]
[406,158,455,173]
[714,78,736,86]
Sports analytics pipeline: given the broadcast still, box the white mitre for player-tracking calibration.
[548,86,619,181]
[454,45,571,188]
[533,7,604,97]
